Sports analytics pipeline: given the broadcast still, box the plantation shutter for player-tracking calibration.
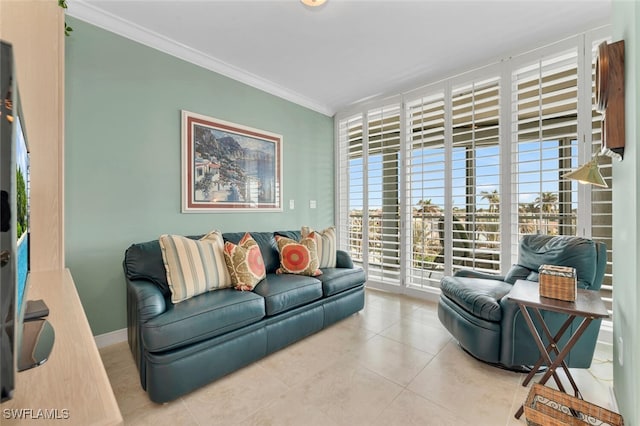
[511,49,579,258]
[405,92,447,289]
[451,77,501,273]
[366,104,402,285]
[337,114,365,264]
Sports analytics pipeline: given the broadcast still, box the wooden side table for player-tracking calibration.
[507,280,609,420]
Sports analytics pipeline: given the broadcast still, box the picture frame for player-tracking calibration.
[181,110,283,212]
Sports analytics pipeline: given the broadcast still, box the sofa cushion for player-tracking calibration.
[253,273,323,316]
[275,234,322,277]
[317,267,366,297]
[224,231,280,274]
[159,232,232,303]
[124,239,171,297]
[141,288,265,352]
[440,276,512,322]
[223,233,266,291]
[301,226,337,268]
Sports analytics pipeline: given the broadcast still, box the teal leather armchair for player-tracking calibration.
[437,234,607,370]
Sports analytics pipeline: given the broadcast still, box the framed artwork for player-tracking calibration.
[181,110,282,212]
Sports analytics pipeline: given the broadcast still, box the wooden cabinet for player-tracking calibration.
[2,270,122,425]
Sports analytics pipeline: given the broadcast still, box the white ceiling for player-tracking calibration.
[67,0,611,116]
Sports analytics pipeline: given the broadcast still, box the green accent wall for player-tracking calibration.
[65,17,334,335]
[612,2,639,424]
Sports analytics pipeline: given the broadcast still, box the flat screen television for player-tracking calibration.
[1,40,54,403]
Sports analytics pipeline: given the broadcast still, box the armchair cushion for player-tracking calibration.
[518,235,600,289]
[440,276,513,322]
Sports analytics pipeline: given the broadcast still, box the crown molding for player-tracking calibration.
[66,1,334,117]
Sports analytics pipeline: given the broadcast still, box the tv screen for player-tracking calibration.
[0,39,17,403]
[15,114,29,315]
[0,40,53,404]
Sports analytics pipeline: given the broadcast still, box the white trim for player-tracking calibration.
[94,328,127,349]
[66,0,333,117]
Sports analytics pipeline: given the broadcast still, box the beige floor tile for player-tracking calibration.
[238,389,340,426]
[293,357,404,426]
[350,334,434,386]
[338,303,402,333]
[125,399,197,426]
[408,341,522,425]
[106,364,154,417]
[181,361,289,425]
[379,317,452,355]
[257,331,349,388]
[99,341,135,375]
[374,389,472,426]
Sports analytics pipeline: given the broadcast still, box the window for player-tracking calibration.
[336,103,402,286]
[336,29,612,300]
[511,49,579,250]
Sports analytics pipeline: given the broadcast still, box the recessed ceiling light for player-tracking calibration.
[301,0,327,7]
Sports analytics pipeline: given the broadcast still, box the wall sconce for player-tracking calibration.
[562,156,608,188]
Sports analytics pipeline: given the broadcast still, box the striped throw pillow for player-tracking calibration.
[301,226,337,268]
[159,230,232,303]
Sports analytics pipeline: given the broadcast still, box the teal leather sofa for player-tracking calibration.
[124,230,366,403]
[437,235,606,370]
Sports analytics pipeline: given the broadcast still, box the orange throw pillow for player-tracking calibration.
[275,234,322,277]
[223,233,266,291]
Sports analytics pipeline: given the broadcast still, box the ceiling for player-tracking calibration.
[67,0,611,116]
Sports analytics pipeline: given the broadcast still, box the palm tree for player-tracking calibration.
[416,199,441,214]
[534,192,559,234]
[534,192,558,213]
[480,190,500,213]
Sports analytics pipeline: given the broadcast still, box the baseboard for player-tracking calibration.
[94,328,127,348]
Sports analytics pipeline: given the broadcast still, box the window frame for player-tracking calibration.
[335,27,612,304]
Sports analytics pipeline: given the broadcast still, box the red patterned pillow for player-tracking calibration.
[275,234,322,277]
[223,233,266,291]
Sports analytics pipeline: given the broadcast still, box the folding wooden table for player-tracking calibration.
[508,279,609,420]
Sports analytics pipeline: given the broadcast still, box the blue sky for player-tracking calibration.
[349,140,578,211]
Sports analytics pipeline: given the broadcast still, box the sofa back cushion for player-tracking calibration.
[223,231,288,275]
[124,239,172,297]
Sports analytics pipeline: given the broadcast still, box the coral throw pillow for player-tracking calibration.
[159,230,232,304]
[275,234,322,277]
[223,233,266,291]
[301,226,337,268]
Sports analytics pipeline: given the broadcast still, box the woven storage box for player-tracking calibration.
[539,264,577,302]
[524,384,623,426]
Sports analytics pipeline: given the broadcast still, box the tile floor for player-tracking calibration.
[100,288,616,425]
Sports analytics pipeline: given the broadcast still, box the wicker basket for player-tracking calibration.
[539,264,577,302]
[524,384,623,426]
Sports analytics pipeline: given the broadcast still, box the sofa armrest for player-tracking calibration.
[127,279,167,322]
[453,269,506,281]
[336,250,355,269]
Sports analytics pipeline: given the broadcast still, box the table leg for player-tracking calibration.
[521,313,575,387]
[514,308,594,419]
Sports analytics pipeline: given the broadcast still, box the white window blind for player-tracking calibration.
[337,104,402,286]
[336,29,612,303]
[337,114,365,263]
[511,49,579,259]
[451,77,501,273]
[366,105,402,285]
[405,92,446,289]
